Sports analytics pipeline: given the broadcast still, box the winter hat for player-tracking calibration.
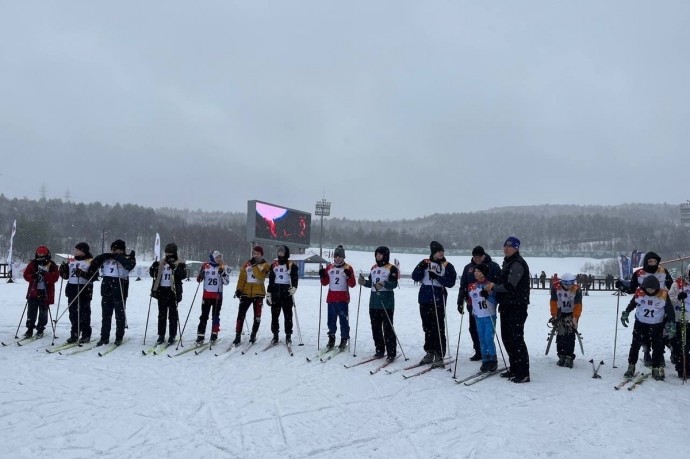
[641,275,660,292]
[334,245,346,258]
[35,245,51,262]
[375,246,390,265]
[75,242,90,254]
[474,263,490,277]
[472,246,486,257]
[503,237,520,250]
[253,245,264,256]
[111,239,126,251]
[430,241,444,256]
[643,252,661,273]
[164,243,178,256]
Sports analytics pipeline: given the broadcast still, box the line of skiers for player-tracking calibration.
[18,239,688,383]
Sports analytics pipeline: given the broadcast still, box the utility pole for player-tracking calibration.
[314,199,331,259]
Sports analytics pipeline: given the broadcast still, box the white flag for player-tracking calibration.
[154,233,160,261]
[6,219,16,265]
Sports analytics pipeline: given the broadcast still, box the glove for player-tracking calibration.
[428,271,438,280]
[374,282,384,291]
[679,291,688,301]
[128,250,136,259]
[235,289,242,298]
[357,274,366,286]
[74,268,87,279]
[318,268,326,278]
[549,316,558,326]
[665,321,677,338]
[479,289,489,298]
[345,269,352,279]
[59,262,69,278]
[218,267,225,275]
[266,293,272,306]
[457,301,464,314]
[288,287,297,296]
[620,310,630,327]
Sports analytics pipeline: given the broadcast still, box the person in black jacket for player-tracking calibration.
[458,246,501,361]
[149,243,186,345]
[485,236,531,383]
[87,239,136,346]
[267,245,299,345]
[58,242,96,344]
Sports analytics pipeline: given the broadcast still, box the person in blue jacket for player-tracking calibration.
[412,241,457,368]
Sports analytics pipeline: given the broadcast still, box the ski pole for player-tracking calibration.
[14,301,29,339]
[352,284,362,357]
[431,286,445,361]
[47,304,57,343]
[51,277,64,346]
[317,283,323,350]
[54,269,99,324]
[177,280,201,350]
[612,291,621,368]
[490,313,508,369]
[452,310,465,379]
[293,302,304,346]
[443,294,451,357]
[143,295,153,345]
[378,294,408,361]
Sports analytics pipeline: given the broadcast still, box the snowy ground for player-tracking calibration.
[1,253,688,459]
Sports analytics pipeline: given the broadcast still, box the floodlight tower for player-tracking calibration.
[315,199,331,259]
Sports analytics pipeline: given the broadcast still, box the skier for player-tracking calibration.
[465,263,499,372]
[87,239,136,346]
[319,245,356,350]
[149,243,186,345]
[267,245,299,345]
[616,252,674,366]
[357,246,399,362]
[485,236,531,383]
[233,245,270,345]
[411,241,457,367]
[195,250,229,344]
[458,246,501,361]
[549,272,583,368]
[668,266,690,378]
[58,242,95,344]
[22,246,60,338]
[620,276,676,381]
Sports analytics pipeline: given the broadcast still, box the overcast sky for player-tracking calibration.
[1,1,688,220]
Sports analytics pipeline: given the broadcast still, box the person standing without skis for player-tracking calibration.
[357,246,399,362]
[149,243,186,345]
[319,245,356,350]
[87,239,136,346]
[458,246,501,361]
[615,251,674,366]
[58,242,95,344]
[549,272,583,369]
[484,236,531,383]
[196,251,229,344]
[267,245,299,345]
[412,241,457,367]
[22,246,60,339]
[466,263,499,372]
[233,245,270,346]
[668,267,689,378]
[620,276,676,381]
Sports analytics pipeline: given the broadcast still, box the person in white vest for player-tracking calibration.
[58,242,96,344]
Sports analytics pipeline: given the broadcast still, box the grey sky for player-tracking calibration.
[1,1,688,220]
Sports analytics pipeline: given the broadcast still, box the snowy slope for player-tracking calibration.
[1,254,688,459]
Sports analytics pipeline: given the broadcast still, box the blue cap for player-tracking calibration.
[504,236,520,250]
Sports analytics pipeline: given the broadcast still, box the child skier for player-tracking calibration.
[319,245,356,350]
[22,246,60,338]
[621,276,676,381]
[149,243,186,345]
[465,263,498,372]
[58,242,95,344]
[267,245,299,345]
[196,251,229,344]
[549,272,583,368]
[233,246,270,346]
[669,266,690,378]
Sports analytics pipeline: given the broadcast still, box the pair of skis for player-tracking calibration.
[453,367,507,386]
[258,339,293,356]
[613,372,649,391]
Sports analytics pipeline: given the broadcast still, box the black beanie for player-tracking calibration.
[430,241,444,256]
[475,263,490,277]
[641,276,660,292]
[75,242,90,254]
[472,246,486,257]
[164,242,178,256]
[334,245,346,258]
[111,239,126,251]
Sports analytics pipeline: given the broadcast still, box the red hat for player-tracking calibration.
[253,246,264,256]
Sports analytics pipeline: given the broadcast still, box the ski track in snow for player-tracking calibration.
[1,253,689,459]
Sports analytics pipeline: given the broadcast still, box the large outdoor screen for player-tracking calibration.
[246,200,311,248]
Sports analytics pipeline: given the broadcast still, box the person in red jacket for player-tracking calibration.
[319,245,356,350]
[22,246,60,338]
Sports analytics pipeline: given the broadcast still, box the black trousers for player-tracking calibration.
[419,303,446,357]
[156,289,179,338]
[68,294,92,339]
[270,295,294,335]
[500,305,530,378]
[628,320,664,367]
[197,298,222,336]
[26,298,49,333]
[236,297,263,335]
[369,308,396,357]
[101,295,126,341]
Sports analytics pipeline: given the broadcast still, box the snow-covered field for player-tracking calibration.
[1,252,688,459]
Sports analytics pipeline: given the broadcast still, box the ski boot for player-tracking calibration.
[156,336,165,345]
[271,333,279,345]
[249,333,256,344]
[78,335,91,344]
[486,360,498,372]
[195,334,204,345]
[386,354,396,363]
[469,351,482,361]
[338,338,349,351]
[430,354,445,369]
[565,356,573,368]
[652,367,665,381]
[23,329,33,338]
[168,336,176,345]
[624,364,635,378]
[326,334,335,350]
[285,334,292,345]
[96,338,109,347]
[557,355,566,367]
[232,333,241,346]
[420,352,434,365]
[210,333,218,343]
[66,335,78,344]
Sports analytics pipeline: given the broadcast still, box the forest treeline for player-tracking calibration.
[0,195,687,267]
